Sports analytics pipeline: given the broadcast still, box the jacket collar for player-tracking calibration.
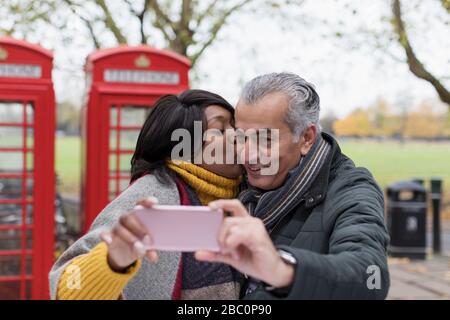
[303,132,343,208]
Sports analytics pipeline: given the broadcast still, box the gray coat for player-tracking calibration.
[49,175,182,299]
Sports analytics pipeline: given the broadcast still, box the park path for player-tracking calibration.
[388,221,450,300]
[388,255,450,299]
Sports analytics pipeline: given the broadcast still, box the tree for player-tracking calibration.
[403,102,446,138]
[1,0,301,68]
[391,0,450,106]
[333,100,401,138]
[0,1,57,36]
[367,99,402,137]
[57,101,80,134]
[333,108,373,138]
[335,1,449,108]
[444,110,450,136]
[333,99,449,139]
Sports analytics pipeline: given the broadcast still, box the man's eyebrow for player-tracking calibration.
[207,115,227,122]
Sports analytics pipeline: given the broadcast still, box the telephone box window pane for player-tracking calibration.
[120,154,132,172]
[0,207,20,226]
[112,178,130,190]
[0,204,33,226]
[110,107,117,127]
[109,154,133,172]
[0,281,20,300]
[26,178,33,197]
[26,228,32,248]
[120,107,150,126]
[0,177,33,199]
[0,127,22,148]
[109,178,131,200]
[0,153,21,171]
[27,154,33,170]
[0,281,33,300]
[26,103,34,124]
[25,280,32,300]
[0,229,32,250]
[110,129,140,151]
[25,254,32,274]
[0,255,32,276]
[0,154,33,171]
[110,106,150,127]
[0,102,23,123]
[0,127,34,148]
[0,102,34,124]
[109,154,116,172]
[0,230,20,249]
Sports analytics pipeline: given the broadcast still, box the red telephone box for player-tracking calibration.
[82,46,190,232]
[0,37,55,299]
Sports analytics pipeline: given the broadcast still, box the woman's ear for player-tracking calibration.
[300,125,317,156]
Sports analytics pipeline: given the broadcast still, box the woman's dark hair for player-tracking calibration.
[130,89,234,184]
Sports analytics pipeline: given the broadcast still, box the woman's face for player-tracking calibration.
[198,105,242,178]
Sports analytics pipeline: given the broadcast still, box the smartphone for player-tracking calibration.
[133,205,223,252]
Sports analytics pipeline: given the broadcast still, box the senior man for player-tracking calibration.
[196,72,390,300]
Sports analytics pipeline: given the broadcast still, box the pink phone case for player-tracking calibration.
[133,205,223,252]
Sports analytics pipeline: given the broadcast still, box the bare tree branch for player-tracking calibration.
[123,0,140,16]
[63,0,101,49]
[2,0,296,71]
[95,0,127,44]
[81,16,101,49]
[153,18,173,44]
[168,0,195,54]
[1,0,55,36]
[179,0,194,41]
[0,27,15,36]
[195,0,220,27]
[124,0,150,44]
[147,0,176,34]
[190,0,253,66]
[392,0,450,106]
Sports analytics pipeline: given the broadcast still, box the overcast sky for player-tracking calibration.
[46,0,449,118]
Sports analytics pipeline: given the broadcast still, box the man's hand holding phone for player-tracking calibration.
[100,197,159,273]
[195,199,295,289]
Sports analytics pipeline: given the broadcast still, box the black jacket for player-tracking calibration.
[243,133,390,300]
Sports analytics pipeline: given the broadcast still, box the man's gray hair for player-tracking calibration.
[240,72,321,142]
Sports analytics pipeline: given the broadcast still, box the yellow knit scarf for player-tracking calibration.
[166,160,241,205]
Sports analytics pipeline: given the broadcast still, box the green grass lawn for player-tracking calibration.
[56,136,81,193]
[55,136,450,198]
[338,139,450,191]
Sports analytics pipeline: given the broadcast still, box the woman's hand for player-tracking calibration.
[100,197,159,273]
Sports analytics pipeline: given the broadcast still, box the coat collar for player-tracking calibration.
[303,132,343,208]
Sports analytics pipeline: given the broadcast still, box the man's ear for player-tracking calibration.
[300,126,317,156]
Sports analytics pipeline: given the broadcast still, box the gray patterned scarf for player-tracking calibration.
[239,135,331,230]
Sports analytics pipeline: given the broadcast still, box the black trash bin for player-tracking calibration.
[386,180,427,259]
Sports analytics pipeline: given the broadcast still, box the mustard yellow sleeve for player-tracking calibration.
[57,242,142,300]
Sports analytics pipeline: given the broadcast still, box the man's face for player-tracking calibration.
[235,92,313,190]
